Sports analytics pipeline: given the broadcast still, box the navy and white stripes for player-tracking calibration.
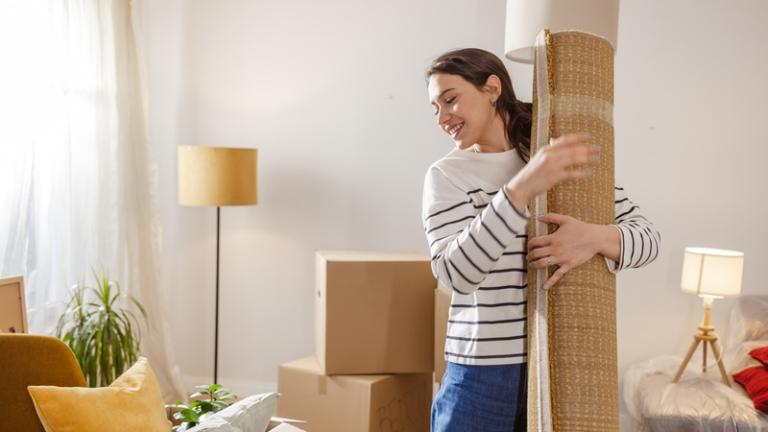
[426,185,530,295]
[609,186,661,272]
[422,147,661,366]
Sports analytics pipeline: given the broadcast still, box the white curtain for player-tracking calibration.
[0,0,185,401]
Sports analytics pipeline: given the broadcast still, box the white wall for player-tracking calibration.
[613,1,768,424]
[140,0,768,421]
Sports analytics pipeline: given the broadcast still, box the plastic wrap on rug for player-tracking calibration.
[527,29,618,432]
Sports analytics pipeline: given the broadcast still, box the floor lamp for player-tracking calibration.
[673,247,744,387]
[178,146,258,385]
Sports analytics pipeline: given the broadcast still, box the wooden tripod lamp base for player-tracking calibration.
[674,247,744,387]
[672,298,731,387]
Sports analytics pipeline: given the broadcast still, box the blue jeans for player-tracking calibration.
[431,362,527,432]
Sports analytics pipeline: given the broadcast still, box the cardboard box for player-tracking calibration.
[315,251,436,375]
[277,357,431,432]
[434,286,451,384]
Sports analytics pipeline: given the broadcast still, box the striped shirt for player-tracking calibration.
[422,147,661,366]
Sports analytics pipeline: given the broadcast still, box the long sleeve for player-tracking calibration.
[605,185,662,272]
[422,166,529,295]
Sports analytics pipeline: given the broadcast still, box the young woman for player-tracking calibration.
[423,48,661,431]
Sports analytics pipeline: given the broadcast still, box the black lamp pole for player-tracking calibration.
[214,206,221,384]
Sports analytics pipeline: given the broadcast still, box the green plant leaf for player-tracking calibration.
[179,407,200,423]
[57,269,147,387]
[212,400,230,411]
[196,400,216,413]
[217,393,236,402]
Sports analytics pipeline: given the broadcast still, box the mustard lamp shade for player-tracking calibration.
[680,247,744,298]
[504,0,620,63]
[177,146,258,206]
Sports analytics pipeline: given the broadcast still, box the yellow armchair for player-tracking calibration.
[0,334,85,432]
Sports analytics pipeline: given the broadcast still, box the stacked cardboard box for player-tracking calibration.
[433,286,451,384]
[277,251,437,432]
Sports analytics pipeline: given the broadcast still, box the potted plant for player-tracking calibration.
[171,384,237,431]
[56,268,147,387]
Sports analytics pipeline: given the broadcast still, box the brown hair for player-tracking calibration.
[426,48,532,161]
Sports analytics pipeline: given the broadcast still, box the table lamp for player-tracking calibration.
[672,247,744,387]
[178,146,258,384]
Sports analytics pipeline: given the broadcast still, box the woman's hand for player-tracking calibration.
[505,133,598,213]
[527,213,601,289]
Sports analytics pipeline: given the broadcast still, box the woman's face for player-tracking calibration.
[428,73,497,150]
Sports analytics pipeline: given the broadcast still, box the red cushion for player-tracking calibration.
[733,366,768,414]
[750,346,768,367]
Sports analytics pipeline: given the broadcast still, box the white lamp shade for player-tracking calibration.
[504,0,620,63]
[680,247,744,298]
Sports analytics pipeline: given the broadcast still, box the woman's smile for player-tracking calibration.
[448,122,464,138]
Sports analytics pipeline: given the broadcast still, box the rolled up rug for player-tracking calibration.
[527,29,618,432]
